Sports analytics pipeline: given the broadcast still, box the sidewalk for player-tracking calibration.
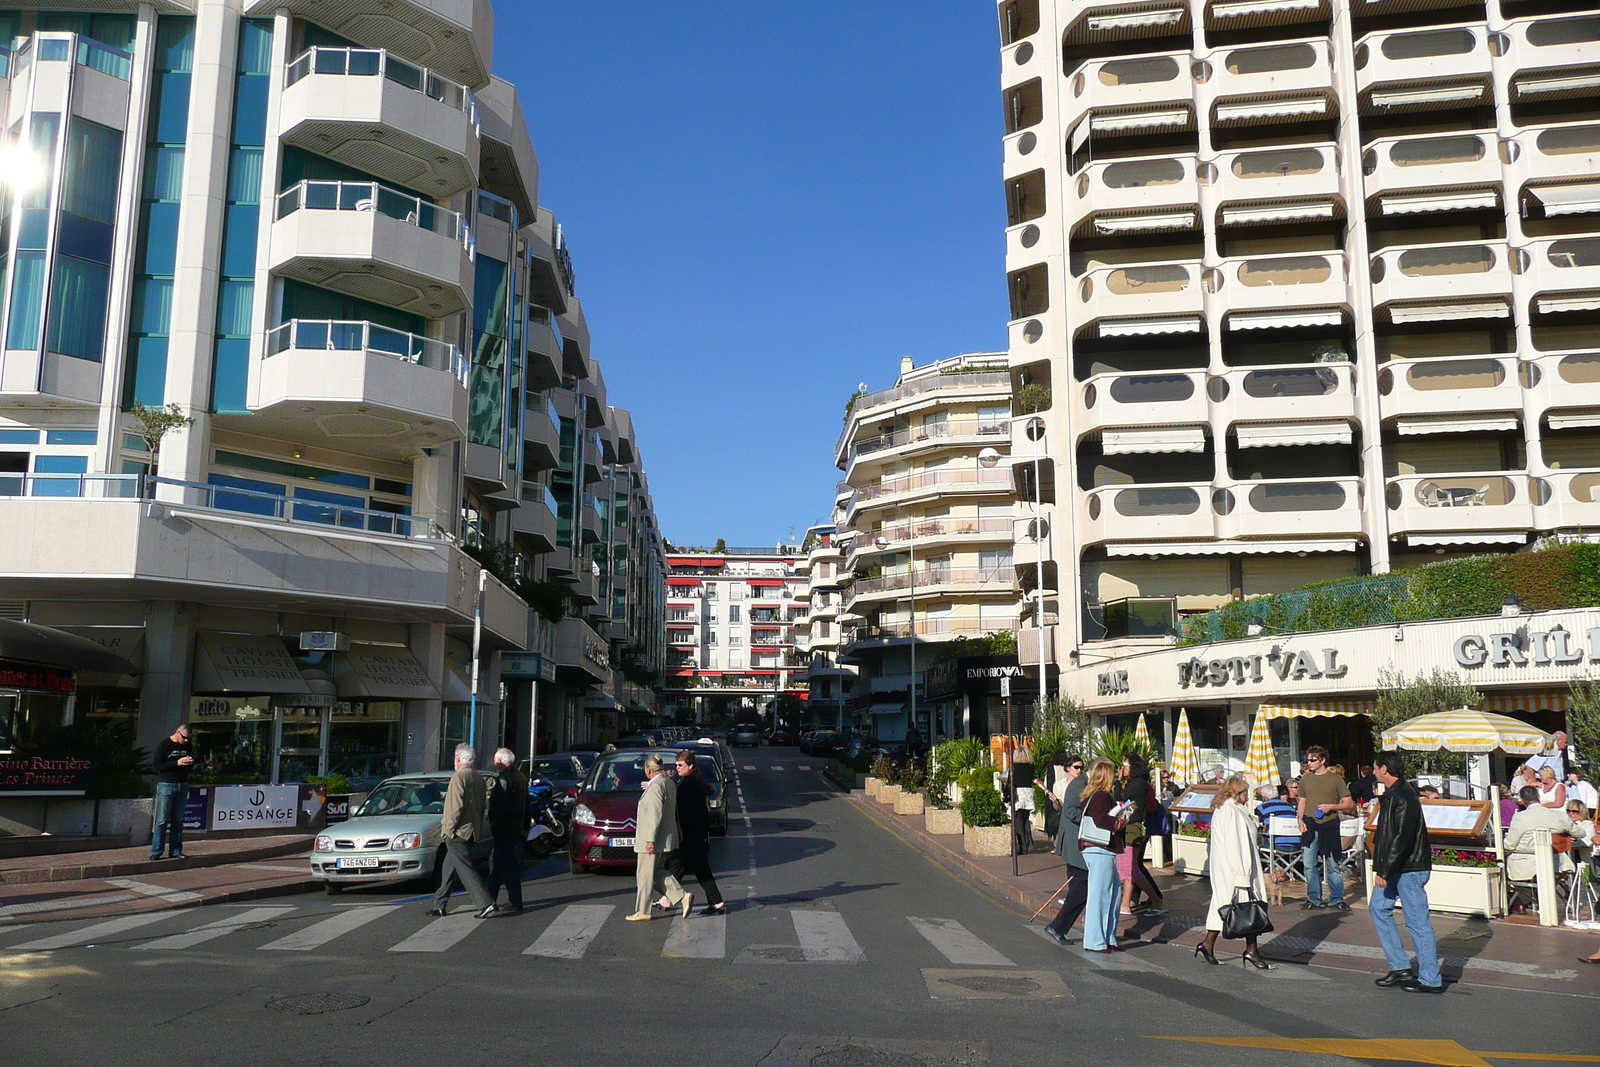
[0,835,316,924]
[842,783,1598,997]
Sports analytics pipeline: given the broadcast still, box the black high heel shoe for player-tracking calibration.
[1194,942,1220,965]
[1242,951,1276,970]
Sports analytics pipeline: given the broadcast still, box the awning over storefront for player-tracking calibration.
[1105,539,1357,557]
[666,577,701,585]
[1481,691,1569,714]
[866,703,908,717]
[0,619,140,674]
[1255,700,1371,720]
[332,644,442,700]
[192,633,310,694]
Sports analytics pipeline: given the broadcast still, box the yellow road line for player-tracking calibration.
[1151,1036,1600,1067]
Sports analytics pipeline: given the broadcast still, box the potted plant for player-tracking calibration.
[960,781,1010,857]
[1362,848,1504,918]
[864,753,892,798]
[1172,822,1210,876]
[894,762,926,816]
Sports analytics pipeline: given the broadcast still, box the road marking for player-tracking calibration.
[389,911,483,953]
[136,907,294,950]
[798,765,812,770]
[1259,931,1576,980]
[233,863,312,873]
[11,911,176,950]
[662,912,726,959]
[525,904,613,959]
[259,905,398,951]
[908,917,1015,966]
[106,878,204,904]
[1151,1037,1600,1067]
[770,765,784,771]
[1076,946,1166,973]
[742,765,755,771]
[793,910,864,962]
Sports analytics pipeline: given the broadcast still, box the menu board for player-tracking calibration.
[1363,798,1490,840]
[1169,783,1222,815]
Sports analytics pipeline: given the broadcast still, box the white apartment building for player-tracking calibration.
[663,546,808,724]
[835,354,1023,742]
[0,2,665,798]
[997,0,1600,684]
[793,522,856,729]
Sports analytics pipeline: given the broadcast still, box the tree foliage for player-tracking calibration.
[1035,695,1092,765]
[1570,679,1600,772]
[1091,726,1157,767]
[128,401,193,480]
[1372,667,1482,778]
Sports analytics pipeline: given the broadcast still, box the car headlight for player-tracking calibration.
[573,803,596,826]
[314,834,334,852]
[390,832,423,850]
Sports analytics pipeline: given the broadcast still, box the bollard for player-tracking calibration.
[1532,827,1559,927]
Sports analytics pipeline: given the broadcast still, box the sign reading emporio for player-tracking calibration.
[211,785,299,829]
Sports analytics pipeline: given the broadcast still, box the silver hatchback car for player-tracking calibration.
[310,772,489,893]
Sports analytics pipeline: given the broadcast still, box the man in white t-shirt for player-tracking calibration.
[1567,769,1599,817]
[1524,731,1571,780]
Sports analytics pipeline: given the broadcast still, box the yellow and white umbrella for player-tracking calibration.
[1243,713,1279,789]
[1134,713,1151,746]
[1381,707,1549,755]
[1169,708,1199,785]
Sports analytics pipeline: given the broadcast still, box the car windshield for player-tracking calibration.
[357,780,446,817]
[529,757,580,782]
[586,753,656,793]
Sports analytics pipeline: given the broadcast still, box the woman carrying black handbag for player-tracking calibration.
[1197,774,1275,969]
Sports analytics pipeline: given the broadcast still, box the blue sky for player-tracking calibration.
[497,3,1008,548]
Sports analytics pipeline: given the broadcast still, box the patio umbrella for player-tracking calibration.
[1243,713,1280,789]
[1134,713,1151,745]
[1380,707,1549,755]
[1169,708,1199,785]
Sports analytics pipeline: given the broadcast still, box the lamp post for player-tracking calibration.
[981,420,1047,720]
[875,531,916,749]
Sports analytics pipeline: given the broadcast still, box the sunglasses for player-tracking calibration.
[1069,764,1084,771]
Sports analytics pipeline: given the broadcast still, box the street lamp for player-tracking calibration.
[875,531,917,748]
[981,419,1047,718]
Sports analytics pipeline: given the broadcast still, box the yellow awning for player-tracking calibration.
[1480,691,1569,714]
[1255,700,1370,720]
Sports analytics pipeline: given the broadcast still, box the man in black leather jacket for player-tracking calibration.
[1369,751,1443,994]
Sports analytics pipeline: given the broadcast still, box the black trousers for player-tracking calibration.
[1046,864,1089,936]
[1014,809,1034,855]
[484,831,524,910]
[668,844,723,908]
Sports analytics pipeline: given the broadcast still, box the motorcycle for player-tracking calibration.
[524,774,573,858]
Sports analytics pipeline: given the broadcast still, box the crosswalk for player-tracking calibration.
[5,904,1023,969]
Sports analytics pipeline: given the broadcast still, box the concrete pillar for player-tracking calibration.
[404,621,446,772]
[139,600,194,755]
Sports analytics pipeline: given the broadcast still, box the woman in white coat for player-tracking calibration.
[1197,775,1275,969]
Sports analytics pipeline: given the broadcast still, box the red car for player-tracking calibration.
[568,748,697,873]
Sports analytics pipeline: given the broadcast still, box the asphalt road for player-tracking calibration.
[3,748,1597,1067]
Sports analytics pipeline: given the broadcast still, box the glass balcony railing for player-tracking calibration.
[286,46,480,133]
[266,319,468,385]
[275,179,473,252]
[14,32,131,80]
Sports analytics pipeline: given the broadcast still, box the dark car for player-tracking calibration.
[769,728,793,746]
[808,730,845,758]
[571,748,720,873]
[728,724,761,748]
[521,752,591,796]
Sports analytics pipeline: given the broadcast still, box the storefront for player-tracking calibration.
[924,654,1041,742]
[0,619,140,756]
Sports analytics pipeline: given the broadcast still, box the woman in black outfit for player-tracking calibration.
[1116,752,1165,914]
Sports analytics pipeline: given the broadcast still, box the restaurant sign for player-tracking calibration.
[0,755,94,795]
[1453,626,1600,669]
[1178,647,1348,689]
[0,659,75,693]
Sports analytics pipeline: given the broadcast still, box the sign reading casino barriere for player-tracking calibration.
[1073,608,1600,710]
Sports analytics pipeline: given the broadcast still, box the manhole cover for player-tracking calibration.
[942,975,1040,996]
[776,820,814,831]
[751,946,807,962]
[811,1050,928,1067]
[265,992,370,1015]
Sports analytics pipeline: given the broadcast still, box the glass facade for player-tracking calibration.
[468,253,508,446]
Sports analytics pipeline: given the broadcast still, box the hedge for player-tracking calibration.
[1180,542,1600,645]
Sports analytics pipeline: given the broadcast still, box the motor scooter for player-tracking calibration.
[525,774,573,858]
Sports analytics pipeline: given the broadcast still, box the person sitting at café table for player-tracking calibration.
[1505,786,1576,899]
[1537,766,1568,810]
[1565,800,1594,864]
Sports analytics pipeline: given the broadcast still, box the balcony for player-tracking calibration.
[271,180,474,317]
[1217,252,1349,322]
[252,320,468,460]
[1079,369,1209,430]
[847,418,1011,470]
[849,516,1016,563]
[1214,144,1341,226]
[839,370,1010,455]
[525,313,563,390]
[1523,237,1600,317]
[1377,355,1522,421]
[1354,24,1492,110]
[247,0,494,88]
[1361,132,1501,216]
[1514,121,1600,196]
[1071,154,1200,236]
[1075,261,1204,338]
[1368,241,1512,322]
[1219,477,1364,539]
[1537,351,1600,413]
[512,483,558,554]
[1385,473,1534,538]
[846,468,1014,520]
[1066,50,1191,130]
[1219,362,1358,426]
[1540,468,1600,529]
[522,393,561,471]
[1208,39,1336,127]
[279,47,479,198]
[1502,14,1600,103]
[1080,482,1215,544]
[580,492,602,545]
[847,567,1018,606]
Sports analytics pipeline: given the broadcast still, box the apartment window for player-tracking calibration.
[730,634,742,646]
[728,606,741,623]
[728,652,742,669]
[729,583,743,600]
[707,631,717,645]
[706,651,717,669]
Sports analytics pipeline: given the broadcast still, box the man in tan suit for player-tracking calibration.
[429,743,497,918]
[627,754,692,921]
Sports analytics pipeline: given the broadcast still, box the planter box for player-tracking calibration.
[894,791,926,816]
[878,784,903,805]
[926,807,963,835]
[1172,833,1210,877]
[853,773,867,790]
[1363,859,1504,918]
[964,823,1010,857]
[864,776,883,798]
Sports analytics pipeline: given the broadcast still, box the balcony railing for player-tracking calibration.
[844,618,997,642]
[857,515,1015,548]
[851,467,1013,506]
[285,46,479,132]
[839,370,1011,450]
[275,179,473,251]
[0,473,142,499]
[851,419,1010,461]
[266,319,468,385]
[849,566,1017,597]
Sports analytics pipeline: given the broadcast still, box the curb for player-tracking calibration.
[0,836,315,885]
[1,872,320,925]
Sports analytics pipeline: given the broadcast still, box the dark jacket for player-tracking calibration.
[675,771,714,851]
[1055,775,1088,869]
[1372,778,1432,881]
[151,737,194,785]
[488,766,530,838]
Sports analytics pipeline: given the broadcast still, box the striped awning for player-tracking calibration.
[1480,691,1570,714]
[1255,700,1371,720]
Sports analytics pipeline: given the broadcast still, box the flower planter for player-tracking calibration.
[864,776,883,798]
[878,784,903,805]
[926,807,963,835]
[964,823,1010,857]
[894,791,925,816]
[1363,860,1504,918]
[1172,833,1210,877]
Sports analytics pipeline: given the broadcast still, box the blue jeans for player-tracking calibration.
[1302,828,1345,905]
[1082,846,1123,951]
[1370,870,1441,987]
[151,782,188,857]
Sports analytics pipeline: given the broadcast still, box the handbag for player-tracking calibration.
[1219,886,1274,940]
[1079,799,1114,848]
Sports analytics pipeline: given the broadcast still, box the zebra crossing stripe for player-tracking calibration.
[525,904,613,959]
[11,911,176,950]
[390,911,484,953]
[770,765,784,771]
[908,917,1016,966]
[259,905,399,951]
[661,912,726,959]
[792,910,864,962]
[137,907,294,951]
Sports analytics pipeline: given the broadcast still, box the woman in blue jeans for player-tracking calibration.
[1078,758,1128,952]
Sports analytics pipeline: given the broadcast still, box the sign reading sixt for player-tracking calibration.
[1178,646,1348,689]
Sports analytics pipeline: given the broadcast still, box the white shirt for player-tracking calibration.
[1571,779,1599,815]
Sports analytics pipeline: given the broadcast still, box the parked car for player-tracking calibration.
[310,772,490,893]
[728,724,761,748]
[769,728,794,746]
[328,753,401,794]
[569,748,690,873]
[522,752,591,797]
[806,730,845,758]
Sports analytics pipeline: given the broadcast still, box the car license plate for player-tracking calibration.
[608,837,635,848]
[335,856,380,869]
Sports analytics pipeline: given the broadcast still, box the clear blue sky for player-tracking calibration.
[497,3,1007,547]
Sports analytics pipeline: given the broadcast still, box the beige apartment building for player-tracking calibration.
[0,1,665,801]
[997,0,1600,686]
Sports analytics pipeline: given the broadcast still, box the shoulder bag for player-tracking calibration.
[1079,798,1114,848]
[1219,886,1274,940]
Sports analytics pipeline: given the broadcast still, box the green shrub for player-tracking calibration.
[956,767,993,790]
[1017,383,1052,414]
[869,754,894,780]
[896,761,926,791]
[959,782,1008,827]
[306,774,353,795]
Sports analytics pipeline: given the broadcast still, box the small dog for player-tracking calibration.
[1266,869,1288,909]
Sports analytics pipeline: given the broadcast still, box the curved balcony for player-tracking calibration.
[1539,351,1600,412]
[1079,369,1209,430]
[1362,131,1501,215]
[1513,121,1600,193]
[847,567,1018,608]
[1072,154,1200,236]
[1202,0,1331,33]
[1080,482,1215,544]
[1066,50,1192,130]
[1385,472,1534,536]
[1354,23,1492,104]
[1217,252,1349,319]
[1218,362,1358,425]
[1076,260,1204,336]
[1369,241,1512,320]
[279,48,479,198]
[1060,1,1192,46]
[1524,237,1600,316]
[846,418,1012,475]
[271,180,474,317]
[1541,468,1600,529]
[846,468,1013,521]
[1214,143,1341,225]
[1218,477,1363,539]
[253,320,468,459]
[1377,355,1521,422]
[1502,14,1600,102]
[846,516,1016,566]
[248,0,493,88]
[1207,38,1336,126]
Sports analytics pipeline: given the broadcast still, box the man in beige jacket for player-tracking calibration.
[429,743,497,918]
[628,754,692,921]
